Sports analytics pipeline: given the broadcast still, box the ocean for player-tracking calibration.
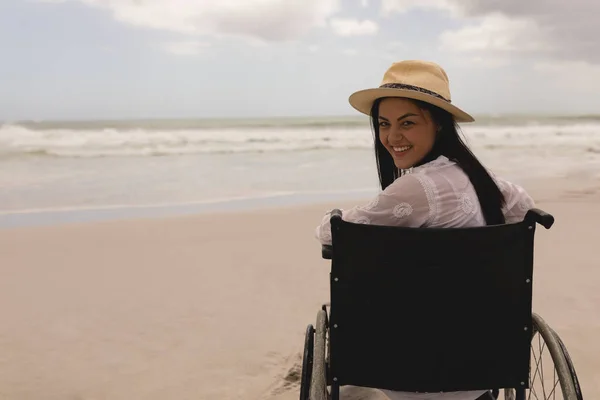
[1,115,599,227]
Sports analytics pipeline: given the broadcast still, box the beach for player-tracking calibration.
[1,177,600,400]
[1,116,600,399]
[3,0,600,397]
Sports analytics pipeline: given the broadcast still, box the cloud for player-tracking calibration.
[44,0,341,42]
[163,40,210,56]
[381,0,461,16]
[330,18,379,37]
[534,61,600,92]
[387,41,405,49]
[440,13,549,53]
[382,0,600,65]
[457,0,600,64]
[463,56,510,69]
[342,49,359,56]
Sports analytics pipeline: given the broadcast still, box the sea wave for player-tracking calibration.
[1,122,599,158]
[0,124,373,158]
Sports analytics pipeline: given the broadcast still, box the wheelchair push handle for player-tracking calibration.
[330,209,343,220]
[525,208,555,229]
[321,209,341,260]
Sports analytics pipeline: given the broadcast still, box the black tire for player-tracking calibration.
[310,309,329,400]
[551,327,584,400]
[300,324,315,400]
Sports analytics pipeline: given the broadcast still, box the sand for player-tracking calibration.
[1,179,599,400]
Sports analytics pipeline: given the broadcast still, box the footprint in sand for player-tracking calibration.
[263,350,396,400]
[268,352,303,396]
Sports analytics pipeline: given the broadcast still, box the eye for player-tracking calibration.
[378,121,390,128]
[401,120,415,127]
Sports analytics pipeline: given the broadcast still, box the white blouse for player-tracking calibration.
[314,155,535,400]
[315,155,534,246]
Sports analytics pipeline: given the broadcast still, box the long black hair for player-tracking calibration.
[370,97,506,225]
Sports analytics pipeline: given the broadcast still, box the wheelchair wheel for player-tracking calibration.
[300,324,314,400]
[503,314,581,400]
[310,309,329,400]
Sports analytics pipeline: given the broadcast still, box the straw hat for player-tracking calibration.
[348,60,474,123]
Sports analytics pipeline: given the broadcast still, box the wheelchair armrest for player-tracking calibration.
[322,245,333,260]
[525,208,555,229]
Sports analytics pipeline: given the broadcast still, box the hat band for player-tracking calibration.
[379,83,450,103]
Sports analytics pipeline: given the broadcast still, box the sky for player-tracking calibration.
[1,0,599,121]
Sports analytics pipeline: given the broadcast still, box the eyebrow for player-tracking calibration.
[378,113,418,121]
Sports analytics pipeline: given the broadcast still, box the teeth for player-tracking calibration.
[393,146,411,152]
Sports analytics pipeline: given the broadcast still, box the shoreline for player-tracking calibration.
[2,175,599,230]
[0,189,377,229]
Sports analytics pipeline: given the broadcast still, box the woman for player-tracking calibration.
[315,60,534,246]
[314,61,534,400]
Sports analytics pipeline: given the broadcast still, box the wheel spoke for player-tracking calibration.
[546,374,559,400]
[539,336,547,399]
[552,368,557,400]
[529,384,540,400]
[528,329,565,400]
[530,336,543,392]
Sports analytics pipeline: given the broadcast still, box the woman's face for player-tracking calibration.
[377,97,438,170]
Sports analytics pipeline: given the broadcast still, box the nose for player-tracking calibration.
[388,128,404,143]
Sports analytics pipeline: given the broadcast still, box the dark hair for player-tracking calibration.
[370,97,506,225]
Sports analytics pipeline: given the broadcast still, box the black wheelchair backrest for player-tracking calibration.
[323,208,553,393]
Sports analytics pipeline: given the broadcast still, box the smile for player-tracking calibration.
[392,145,412,153]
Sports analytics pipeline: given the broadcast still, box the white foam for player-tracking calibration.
[0,124,372,158]
[2,122,598,158]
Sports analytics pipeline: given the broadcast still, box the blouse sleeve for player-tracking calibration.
[315,174,433,245]
[496,178,536,224]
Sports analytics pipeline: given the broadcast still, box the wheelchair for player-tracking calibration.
[300,208,583,400]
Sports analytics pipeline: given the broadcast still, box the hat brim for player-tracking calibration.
[348,88,475,123]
